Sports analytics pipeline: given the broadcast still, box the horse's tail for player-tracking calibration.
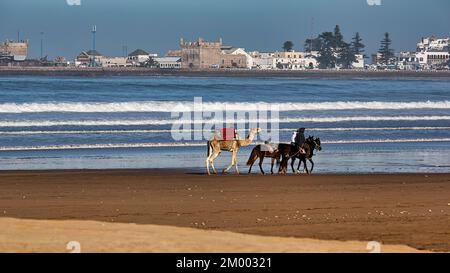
[275,152,281,166]
[246,146,259,166]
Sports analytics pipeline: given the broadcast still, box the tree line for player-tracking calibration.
[282,26,395,68]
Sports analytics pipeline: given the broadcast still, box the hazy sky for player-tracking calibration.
[1,0,449,59]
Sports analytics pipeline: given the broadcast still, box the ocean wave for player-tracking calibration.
[0,100,449,113]
[0,116,450,127]
[1,138,450,151]
[1,126,449,135]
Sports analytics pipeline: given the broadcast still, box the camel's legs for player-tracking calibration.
[223,152,234,173]
[223,150,238,174]
[206,158,211,175]
[206,147,211,175]
[232,150,240,174]
[210,151,220,174]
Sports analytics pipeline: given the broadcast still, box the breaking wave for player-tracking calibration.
[1,138,450,151]
[0,100,449,113]
[0,116,450,127]
[0,126,449,135]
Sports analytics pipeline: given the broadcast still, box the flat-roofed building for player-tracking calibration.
[154,57,181,69]
[101,57,132,68]
[0,39,28,61]
[179,37,247,69]
[127,49,157,66]
[250,52,275,70]
[273,51,318,70]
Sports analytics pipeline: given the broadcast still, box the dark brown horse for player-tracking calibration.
[246,144,281,175]
[278,136,322,174]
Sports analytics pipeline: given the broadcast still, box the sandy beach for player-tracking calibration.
[0,170,449,252]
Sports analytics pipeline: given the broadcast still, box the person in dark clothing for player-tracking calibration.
[295,128,305,145]
[293,128,306,155]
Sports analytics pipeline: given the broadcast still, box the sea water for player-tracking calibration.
[0,76,449,173]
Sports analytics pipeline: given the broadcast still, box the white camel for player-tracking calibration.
[206,128,261,175]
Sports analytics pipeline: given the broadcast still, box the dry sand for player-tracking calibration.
[0,170,449,252]
[0,217,424,253]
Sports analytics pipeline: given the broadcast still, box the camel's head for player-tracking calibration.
[247,128,262,139]
[252,128,262,134]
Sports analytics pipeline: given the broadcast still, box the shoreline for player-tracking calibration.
[1,67,450,79]
[0,169,449,252]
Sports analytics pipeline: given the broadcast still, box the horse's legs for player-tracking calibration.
[291,157,296,174]
[258,156,265,175]
[309,159,314,174]
[297,158,302,173]
[270,157,275,174]
[303,158,309,174]
[279,155,287,175]
[248,155,255,174]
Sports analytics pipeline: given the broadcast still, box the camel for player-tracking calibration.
[206,128,261,175]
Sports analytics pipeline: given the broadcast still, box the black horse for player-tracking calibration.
[278,136,322,174]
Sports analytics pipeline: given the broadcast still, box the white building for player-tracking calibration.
[249,52,275,70]
[221,47,253,69]
[417,37,449,52]
[127,49,157,66]
[352,54,365,69]
[100,57,132,68]
[272,51,318,70]
[396,52,420,70]
[154,57,182,69]
[416,36,450,69]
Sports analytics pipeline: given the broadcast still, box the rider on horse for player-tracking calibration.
[291,128,307,155]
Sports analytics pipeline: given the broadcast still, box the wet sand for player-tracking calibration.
[0,170,449,252]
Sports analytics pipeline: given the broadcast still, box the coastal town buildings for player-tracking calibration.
[127,49,157,66]
[0,39,28,61]
[154,57,182,69]
[100,57,131,68]
[352,54,365,69]
[75,50,103,67]
[415,37,449,69]
[2,34,448,71]
[179,38,248,69]
[273,51,319,70]
[396,52,420,70]
[249,52,275,70]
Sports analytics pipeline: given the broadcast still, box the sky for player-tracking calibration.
[0,0,449,59]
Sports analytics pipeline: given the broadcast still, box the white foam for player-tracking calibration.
[0,100,449,113]
[1,126,449,135]
[0,116,450,127]
[1,138,450,151]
